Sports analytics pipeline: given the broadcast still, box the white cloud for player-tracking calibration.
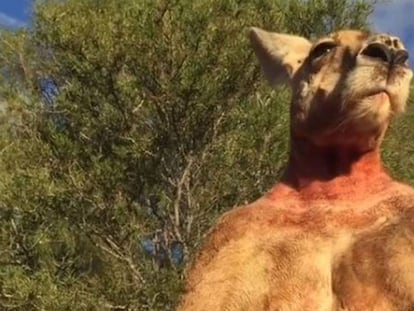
[0,12,26,28]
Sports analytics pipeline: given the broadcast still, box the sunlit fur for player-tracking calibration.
[287,30,413,149]
[178,28,414,311]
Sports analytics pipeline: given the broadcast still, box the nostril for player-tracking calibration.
[393,50,409,65]
[361,43,391,63]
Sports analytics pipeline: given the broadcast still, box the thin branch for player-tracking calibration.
[88,230,145,286]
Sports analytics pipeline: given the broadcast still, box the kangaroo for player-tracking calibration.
[178,27,414,310]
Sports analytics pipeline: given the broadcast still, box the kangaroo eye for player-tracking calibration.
[310,42,337,61]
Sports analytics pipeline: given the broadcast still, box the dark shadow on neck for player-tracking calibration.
[280,136,387,190]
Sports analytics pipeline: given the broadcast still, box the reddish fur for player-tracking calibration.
[178,29,414,311]
[179,140,414,310]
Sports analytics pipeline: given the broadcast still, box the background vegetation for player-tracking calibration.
[0,0,412,310]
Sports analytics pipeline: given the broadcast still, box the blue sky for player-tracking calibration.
[0,1,413,56]
[0,1,31,28]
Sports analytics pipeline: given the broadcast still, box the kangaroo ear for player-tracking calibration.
[249,27,312,86]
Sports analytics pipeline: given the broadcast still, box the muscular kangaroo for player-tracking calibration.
[178,27,414,310]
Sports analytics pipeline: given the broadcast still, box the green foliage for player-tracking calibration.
[0,0,397,310]
[383,91,414,181]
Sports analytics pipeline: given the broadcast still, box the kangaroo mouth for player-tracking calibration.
[366,90,389,101]
[362,86,389,99]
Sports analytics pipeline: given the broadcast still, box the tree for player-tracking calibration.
[0,0,405,310]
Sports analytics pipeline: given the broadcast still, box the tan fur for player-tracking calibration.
[178,28,414,311]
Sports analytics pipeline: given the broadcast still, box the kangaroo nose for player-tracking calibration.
[360,42,409,65]
[361,43,392,63]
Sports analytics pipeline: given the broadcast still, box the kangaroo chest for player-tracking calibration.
[257,197,414,311]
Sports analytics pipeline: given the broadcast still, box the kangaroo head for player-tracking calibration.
[250,27,412,151]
